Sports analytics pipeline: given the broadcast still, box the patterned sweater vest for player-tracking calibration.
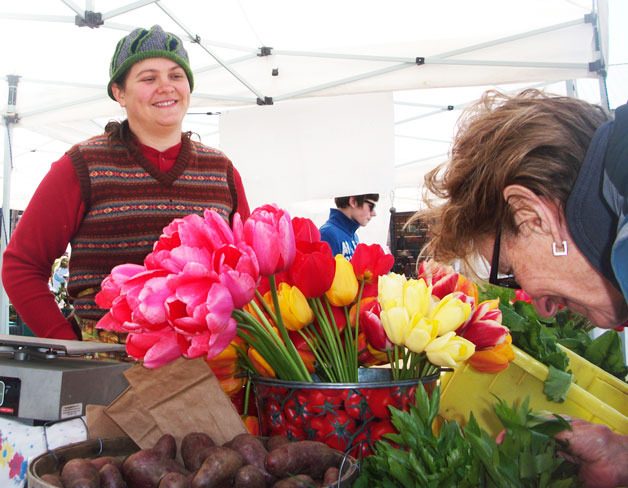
[67,134,237,321]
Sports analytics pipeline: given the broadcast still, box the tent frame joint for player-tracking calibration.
[588,59,606,76]
[258,46,273,57]
[3,114,19,125]
[75,10,104,28]
[257,97,274,105]
[415,57,425,65]
[584,12,597,25]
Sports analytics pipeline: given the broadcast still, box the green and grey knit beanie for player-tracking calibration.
[107,25,194,100]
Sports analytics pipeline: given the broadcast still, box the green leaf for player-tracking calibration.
[543,366,572,402]
[584,330,628,379]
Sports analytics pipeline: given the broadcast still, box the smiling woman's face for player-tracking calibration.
[111,57,191,136]
[481,227,628,329]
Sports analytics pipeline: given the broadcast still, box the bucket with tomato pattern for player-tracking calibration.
[252,368,438,457]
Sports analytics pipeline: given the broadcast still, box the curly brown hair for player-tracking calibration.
[414,89,609,267]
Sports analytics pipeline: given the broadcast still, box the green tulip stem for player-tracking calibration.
[321,298,348,367]
[297,329,335,381]
[351,280,366,381]
[236,321,294,378]
[254,289,278,324]
[311,297,347,382]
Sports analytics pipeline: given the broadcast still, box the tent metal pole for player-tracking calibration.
[156,2,267,102]
[0,75,19,335]
[435,18,584,59]
[0,122,11,334]
[273,63,411,102]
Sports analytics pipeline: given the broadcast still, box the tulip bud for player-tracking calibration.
[429,293,472,335]
[425,331,475,368]
[325,255,359,306]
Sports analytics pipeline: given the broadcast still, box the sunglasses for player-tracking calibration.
[364,199,377,211]
[488,226,521,289]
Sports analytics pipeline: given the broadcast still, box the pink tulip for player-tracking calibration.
[201,209,236,249]
[458,299,508,349]
[136,276,173,325]
[213,243,260,307]
[126,329,183,368]
[95,263,146,308]
[243,204,296,276]
[152,218,184,253]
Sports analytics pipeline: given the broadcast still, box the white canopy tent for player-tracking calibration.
[0,0,613,332]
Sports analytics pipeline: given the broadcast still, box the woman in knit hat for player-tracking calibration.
[2,25,250,344]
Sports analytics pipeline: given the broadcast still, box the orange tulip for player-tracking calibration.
[248,347,277,377]
[349,296,377,326]
[242,415,260,436]
[206,337,244,379]
[468,335,515,373]
[218,376,246,396]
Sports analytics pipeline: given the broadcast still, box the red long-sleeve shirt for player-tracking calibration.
[2,141,249,340]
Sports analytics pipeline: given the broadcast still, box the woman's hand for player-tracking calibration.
[555,419,628,488]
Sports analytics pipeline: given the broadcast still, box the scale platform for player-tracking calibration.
[0,334,132,423]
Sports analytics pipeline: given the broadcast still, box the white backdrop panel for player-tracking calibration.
[219,92,395,249]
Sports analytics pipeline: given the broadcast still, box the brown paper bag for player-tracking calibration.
[86,404,127,439]
[104,357,246,450]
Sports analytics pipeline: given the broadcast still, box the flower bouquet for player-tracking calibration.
[95,204,514,454]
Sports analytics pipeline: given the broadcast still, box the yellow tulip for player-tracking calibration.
[425,331,476,368]
[325,255,359,306]
[276,282,314,331]
[403,278,432,317]
[380,306,411,345]
[378,273,407,311]
[405,316,438,353]
[429,293,472,336]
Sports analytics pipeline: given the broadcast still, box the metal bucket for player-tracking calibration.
[253,368,438,457]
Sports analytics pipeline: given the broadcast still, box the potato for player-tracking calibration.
[153,434,177,460]
[181,432,215,471]
[225,433,274,484]
[271,474,316,488]
[158,472,190,488]
[323,466,339,486]
[61,458,100,488]
[90,456,123,471]
[191,446,245,488]
[266,435,291,451]
[233,464,266,488]
[265,441,337,480]
[122,448,188,488]
[99,463,127,488]
[40,473,64,487]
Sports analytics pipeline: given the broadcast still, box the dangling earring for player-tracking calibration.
[552,240,568,256]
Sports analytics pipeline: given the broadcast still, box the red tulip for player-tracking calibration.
[243,204,296,276]
[360,299,392,351]
[288,240,336,298]
[417,260,457,299]
[357,332,389,366]
[292,217,321,243]
[514,289,532,303]
[351,243,394,284]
